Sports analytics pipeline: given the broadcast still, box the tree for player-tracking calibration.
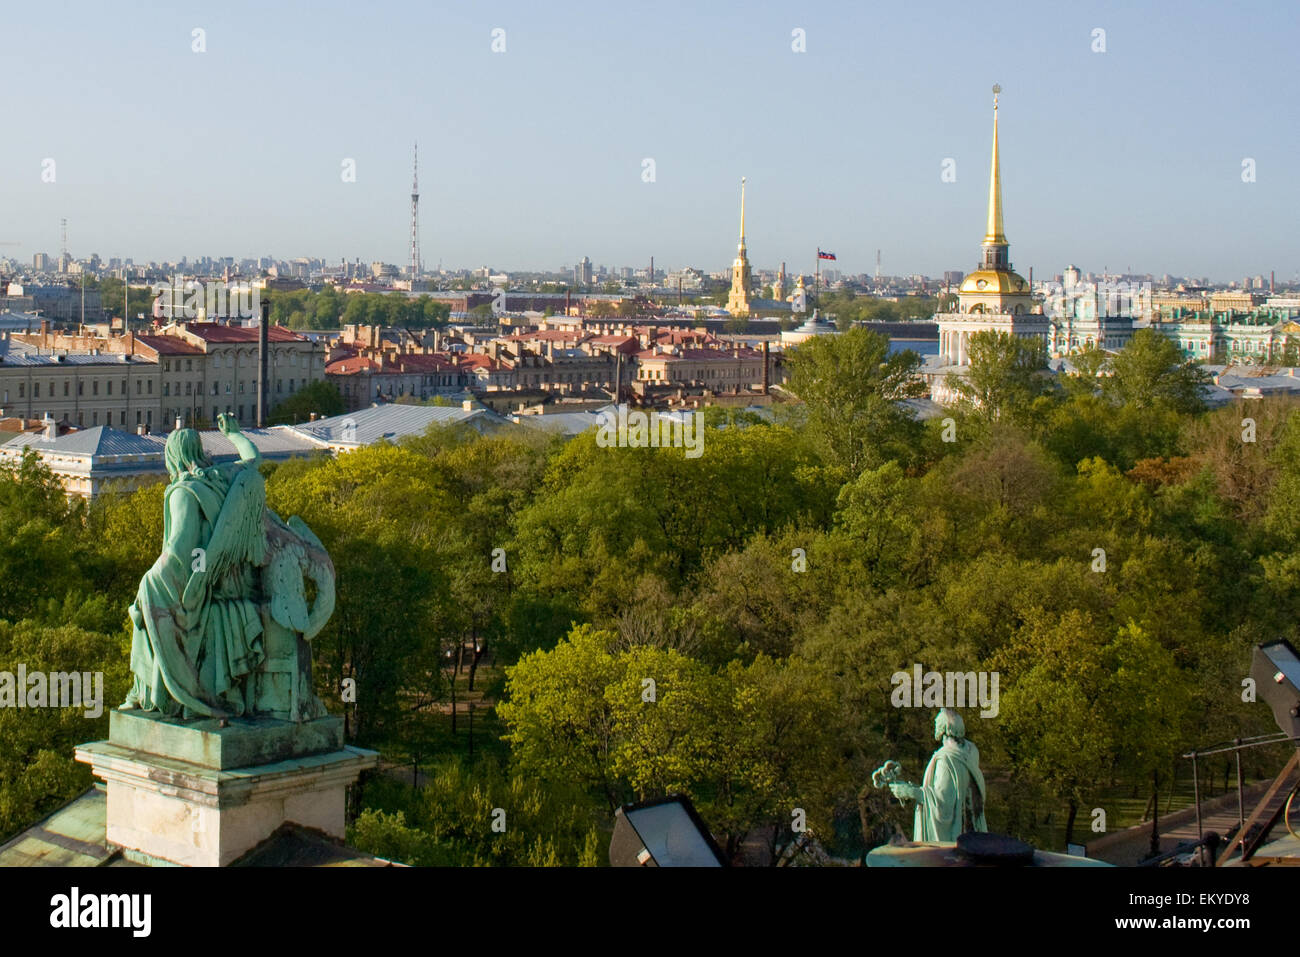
[785,327,926,474]
[1105,328,1208,414]
[499,624,843,861]
[993,612,1188,847]
[268,380,346,425]
[950,330,1052,424]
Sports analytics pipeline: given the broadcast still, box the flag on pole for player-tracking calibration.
[817,249,837,261]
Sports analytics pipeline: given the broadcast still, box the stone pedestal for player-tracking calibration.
[75,710,377,867]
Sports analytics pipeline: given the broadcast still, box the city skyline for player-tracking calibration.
[2,0,1297,281]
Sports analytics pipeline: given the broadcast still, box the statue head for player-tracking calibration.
[165,428,211,480]
[934,708,965,742]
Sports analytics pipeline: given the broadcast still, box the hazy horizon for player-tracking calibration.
[3,0,1296,283]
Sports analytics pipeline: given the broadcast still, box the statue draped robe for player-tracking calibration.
[912,737,988,842]
[124,463,266,719]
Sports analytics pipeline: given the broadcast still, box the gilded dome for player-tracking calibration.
[959,269,1030,295]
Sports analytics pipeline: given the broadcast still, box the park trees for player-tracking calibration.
[784,327,926,475]
[950,329,1053,426]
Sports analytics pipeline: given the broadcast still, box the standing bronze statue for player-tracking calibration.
[877,709,987,842]
[122,414,333,722]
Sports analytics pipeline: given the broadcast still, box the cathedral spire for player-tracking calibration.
[727,176,753,316]
[739,176,747,251]
[984,85,1006,246]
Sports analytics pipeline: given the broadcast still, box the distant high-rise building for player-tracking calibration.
[575,256,593,285]
[33,252,50,272]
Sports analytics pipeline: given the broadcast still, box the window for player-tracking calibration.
[33,383,39,398]
[164,360,171,372]
[137,380,142,394]
[136,411,142,424]
[92,411,98,425]
[107,380,112,396]
[225,382,231,394]
[78,381,83,396]
[185,382,192,396]
[185,360,192,371]
[164,382,170,396]
[63,381,69,396]
[120,411,126,426]
[17,383,23,398]
[211,382,218,396]
[93,380,99,396]
[147,380,153,394]
[289,378,295,392]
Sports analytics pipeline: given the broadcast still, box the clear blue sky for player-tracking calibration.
[3,0,1296,281]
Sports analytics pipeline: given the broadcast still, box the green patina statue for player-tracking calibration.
[122,414,333,722]
[879,709,988,842]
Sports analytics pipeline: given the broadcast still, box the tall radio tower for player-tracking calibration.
[409,143,421,281]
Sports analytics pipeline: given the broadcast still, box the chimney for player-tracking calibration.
[136,424,145,435]
[175,416,184,431]
[43,414,57,440]
[462,399,474,411]
[309,412,318,421]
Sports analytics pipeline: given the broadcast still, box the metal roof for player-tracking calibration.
[2,425,319,460]
[283,403,504,446]
[3,425,163,457]
[0,351,156,367]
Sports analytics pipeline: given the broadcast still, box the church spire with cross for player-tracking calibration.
[727,176,753,316]
[955,85,1030,316]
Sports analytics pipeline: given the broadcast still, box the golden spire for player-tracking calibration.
[984,84,1006,246]
[739,176,747,249]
